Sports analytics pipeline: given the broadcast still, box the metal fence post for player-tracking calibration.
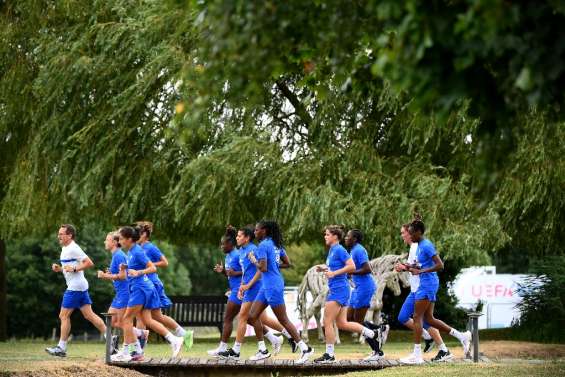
[467,312,483,362]
[102,312,114,364]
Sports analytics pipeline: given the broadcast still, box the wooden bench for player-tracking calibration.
[163,295,227,333]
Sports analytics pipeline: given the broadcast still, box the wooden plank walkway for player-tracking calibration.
[110,357,402,376]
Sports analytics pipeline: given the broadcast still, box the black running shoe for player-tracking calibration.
[363,320,379,331]
[217,348,240,360]
[111,335,120,355]
[287,336,298,353]
[423,338,435,353]
[314,353,335,363]
[45,346,66,357]
[431,349,453,362]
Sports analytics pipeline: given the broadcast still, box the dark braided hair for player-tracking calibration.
[238,225,256,242]
[409,212,425,234]
[223,225,237,246]
[257,220,283,248]
[349,229,363,243]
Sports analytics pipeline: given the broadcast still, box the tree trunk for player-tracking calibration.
[0,238,6,341]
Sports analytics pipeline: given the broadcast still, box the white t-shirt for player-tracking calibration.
[60,240,89,291]
[408,242,420,292]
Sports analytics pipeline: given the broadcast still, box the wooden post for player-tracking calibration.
[467,312,483,362]
[102,312,114,364]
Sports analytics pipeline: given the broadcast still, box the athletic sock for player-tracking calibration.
[233,342,242,353]
[325,343,335,356]
[134,327,144,337]
[297,340,309,352]
[128,343,136,354]
[164,332,176,343]
[413,344,422,356]
[361,327,375,339]
[57,340,67,351]
[281,329,292,339]
[422,329,432,340]
[264,330,278,344]
[174,326,187,337]
[439,343,448,352]
[219,341,228,352]
[449,328,465,342]
[258,340,267,352]
[135,340,142,353]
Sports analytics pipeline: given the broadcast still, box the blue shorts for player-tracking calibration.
[243,282,262,303]
[414,280,439,302]
[398,292,431,329]
[327,285,351,307]
[61,290,92,309]
[350,285,376,309]
[154,282,173,309]
[128,285,161,309]
[255,287,285,308]
[111,291,129,309]
[228,289,242,305]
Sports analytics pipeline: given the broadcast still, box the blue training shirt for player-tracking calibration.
[326,243,351,291]
[225,248,242,291]
[110,248,129,294]
[126,244,154,288]
[141,242,164,286]
[416,238,439,285]
[239,242,260,285]
[276,247,286,266]
[255,237,284,290]
[350,243,376,290]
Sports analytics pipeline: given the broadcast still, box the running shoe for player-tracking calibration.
[207,345,225,357]
[249,349,271,361]
[431,349,453,362]
[313,353,335,363]
[271,335,284,355]
[363,349,385,361]
[423,338,435,353]
[296,346,314,364]
[183,329,194,351]
[170,335,184,358]
[286,336,298,353]
[130,351,144,361]
[111,335,120,355]
[111,352,132,362]
[379,324,390,347]
[461,330,472,356]
[45,346,66,357]
[218,348,240,360]
[399,353,424,365]
[138,329,149,351]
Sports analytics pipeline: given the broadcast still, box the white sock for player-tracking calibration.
[134,327,144,337]
[174,326,187,337]
[422,329,432,340]
[361,327,375,339]
[219,341,228,351]
[233,341,242,353]
[164,332,176,343]
[439,343,448,352]
[57,340,67,350]
[281,329,292,339]
[449,328,465,342]
[413,344,422,355]
[135,340,142,354]
[297,340,309,352]
[264,330,278,344]
[325,343,335,356]
[258,340,267,352]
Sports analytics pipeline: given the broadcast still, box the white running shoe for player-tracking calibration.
[170,335,184,358]
[399,353,424,365]
[271,335,284,356]
[111,352,132,362]
[295,346,314,364]
[461,330,472,356]
[207,345,225,357]
[364,350,385,361]
[249,349,270,361]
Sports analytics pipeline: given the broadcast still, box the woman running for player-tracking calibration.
[246,220,314,363]
[399,216,471,365]
[110,226,184,362]
[217,225,290,359]
[136,222,193,351]
[208,226,244,355]
[314,225,382,363]
[97,231,128,353]
[395,222,449,360]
